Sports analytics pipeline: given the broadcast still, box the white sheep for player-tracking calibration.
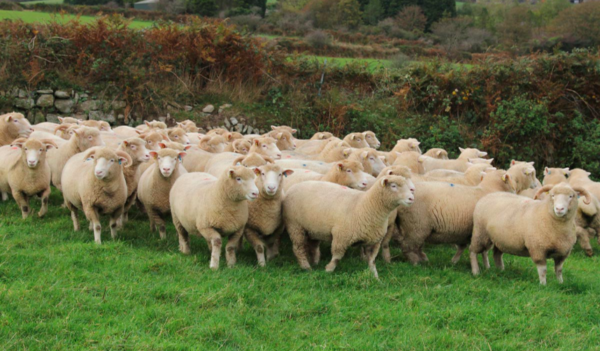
[0,112,34,146]
[391,138,421,154]
[469,183,591,284]
[281,160,368,192]
[61,147,132,243]
[423,148,449,159]
[283,175,414,277]
[170,166,259,269]
[343,132,370,149]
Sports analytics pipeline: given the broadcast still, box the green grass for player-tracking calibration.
[294,55,392,72]
[457,1,465,9]
[21,0,65,5]
[1,189,600,349]
[0,10,153,28]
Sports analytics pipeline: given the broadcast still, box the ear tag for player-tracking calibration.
[319,162,323,165]
[86,158,92,161]
[178,156,182,161]
[118,159,122,165]
[284,173,288,178]
[548,170,551,174]
[236,162,241,166]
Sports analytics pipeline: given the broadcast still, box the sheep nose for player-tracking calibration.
[361,182,367,187]
[162,168,171,172]
[410,187,415,193]
[95,170,103,175]
[251,192,259,197]
[276,154,282,159]
[267,186,276,191]
[408,196,415,202]
[556,207,564,211]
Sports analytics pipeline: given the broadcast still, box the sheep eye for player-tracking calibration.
[131,145,136,150]
[148,141,153,144]
[278,173,282,177]
[569,195,573,198]
[13,119,18,123]
[261,173,265,176]
[236,177,241,182]
[369,157,374,161]
[39,149,43,152]
[88,136,92,140]
[262,145,266,148]
[347,169,352,173]
[24,147,28,151]
[110,159,115,163]
[174,136,178,139]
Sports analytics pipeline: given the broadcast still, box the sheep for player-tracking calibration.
[423,148,449,160]
[0,138,57,218]
[167,127,191,145]
[170,166,259,269]
[249,137,282,160]
[58,117,81,125]
[393,151,425,174]
[205,152,274,177]
[543,167,600,256]
[282,160,368,192]
[113,126,140,138]
[342,132,370,149]
[270,125,297,135]
[137,148,187,239]
[223,131,244,142]
[316,140,352,162]
[347,148,387,177]
[115,138,151,225]
[294,133,335,153]
[245,164,294,266]
[224,138,252,154]
[569,168,600,201]
[283,175,414,277]
[186,132,204,145]
[81,120,111,132]
[53,124,79,140]
[136,120,167,132]
[507,161,538,193]
[391,138,421,154]
[469,183,592,285]
[158,141,192,152]
[206,128,228,136]
[418,155,492,173]
[29,130,68,146]
[179,120,200,133]
[138,130,167,151]
[266,130,296,151]
[396,170,514,265]
[457,147,487,160]
[416,164,497,186]
[61,147,132,243]
[363,131,380,149]
[199,135,227,153]
[275,159,331,174]
[0,112,34,146]
[47,126,104,190]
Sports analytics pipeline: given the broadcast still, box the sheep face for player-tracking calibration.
[123,138,150,163]
[232,139,252,154]
[344,133,369,149]
[255,164,293,197]
[459,147,487,159]
[74,127,104,150]
[200,135,226,153]
[361,150,386,176]
[424,148,449,160]
[145,121,167,130]
[227,166,259,201]
[508,163,537,192]
[363,131,380,149]
[87,148,131,181]
[271,125,297,135]
[396,138,421,154]
[271,131,295,151]
[179,120,199,133]
[4,113,33,139]
[337,161,368,189]
[151,149,185,177]
[310,132,334,140]
[168,128,191,145]
[140,131,164,151]
[535,183,591,219]
[252,137,282,160]
[12,138,56,168]
[380,175,415,207]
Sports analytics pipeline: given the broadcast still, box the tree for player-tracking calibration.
[395,5,426,32]
[496,6,534,48]
[186,0,217,16]
[363,0,384,25]
[551,1,600,47]
[337,0,362,29]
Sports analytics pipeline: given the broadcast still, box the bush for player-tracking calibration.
[431,17,494,57]
[229,14,262,32]
[186,0,217,16]
[395,5,426,32]
[304,30,332,49]
[388,52,411,69]
[551,1,600,47]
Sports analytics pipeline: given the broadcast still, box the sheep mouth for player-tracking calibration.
[247,194,259,201]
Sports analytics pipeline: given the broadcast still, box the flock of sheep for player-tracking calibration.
[1,111,598,285]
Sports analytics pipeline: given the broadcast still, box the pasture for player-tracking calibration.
[0,10,153,28]
[1,188,599,349]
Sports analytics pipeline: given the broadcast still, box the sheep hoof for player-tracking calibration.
[585,250,594,257]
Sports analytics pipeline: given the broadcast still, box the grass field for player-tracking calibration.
[0,10,153,28]
[293,55,392,72]
[21,0,65,5]
[1,188,600,349]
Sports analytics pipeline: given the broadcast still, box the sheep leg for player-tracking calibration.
[482,250,490,269]
[12,190,30,219]
[451,244,467,265]
[325,239,347,273]
[266,229,283,261]
[554,256,567,284]
[287,223,312,270]
[173,215,191,254]
[225,229,244,268]
[84,206,102,244]
[307,239,321,266]
[109,208,123,240]
[120,193,136,227]
[576,226,594,257]
[199,228,222,270]
[366,242,382,279]
[38,187,51,218]
[381,225,395,263]
[66,202,80,231]
[535,260,547,285]
[469,251,480,276]
[418,248,429,262]
[147,208,165,239]
[1,191,7,201]
[493,247,504,270]
[245,228,267,267]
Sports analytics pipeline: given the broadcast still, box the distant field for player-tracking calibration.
[21,0,65,5]
[0,9,153,28]
[294,55,393,71]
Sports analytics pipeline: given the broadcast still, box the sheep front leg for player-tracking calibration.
[84,206,102,244]
[554,256,567,284]
[66,202,80,231]
[576,226,593,257]
[38,187,51,218]
[266,228,283,261]
[245,228,267,267]
[325,238,347,273]
[381,225,395,263]
[199,228,223,270]
[147,207,165,239]
[365,241,382,279]
[110,207,124,240]
[12,190,30,219]
[225,228,244,268]
[173,215,191,254]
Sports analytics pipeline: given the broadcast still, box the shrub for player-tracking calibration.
[431,17,494,57]
[363,0,384,25]
[229,14,262,32]
[186,0,217,16]
[304,30,332,49]
[395,5,426,32]
[551,1,600,47]
[388,52,411,69]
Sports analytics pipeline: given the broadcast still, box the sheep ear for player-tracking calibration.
[254,139,260,146]
[283,169,294,177]
[361,151,369,159]
[459,147,465,153]
[145,121,151,127]
[291,129,297,134]
[228,169,236,178]
[85,149,96,160]
[562,168,570,175]
[5,115,13,122]
[544,167,550,175]
[149,151,158,159]
[263,156,275,164]
[116,151,133,167]
[158,142,167,149]
[479,151,487,157]
[337,163,344,171]
[587,171,592,176]
[415,141,420,146]
[343,148,352,158]
[123,140,130,147]
[481,172,486,181]
[417,156,426,163]
[227,134,233,141]
[351,134,356,140]
[184,145,192,151]
[58,117,64,123]
[437,150,442,156]
[232,156,245,166]
[10,138,27,148]
[135,130,143,135]
[271,125,277,131]
[511,160,517,166]
[178,152,187,159]
[253,167,261,176]
[275,132,283,140]
[528,161,534,165]
[379,155,386,162]
[380,177,389,187]
[486,159,493,164]
[502,173,510,183]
